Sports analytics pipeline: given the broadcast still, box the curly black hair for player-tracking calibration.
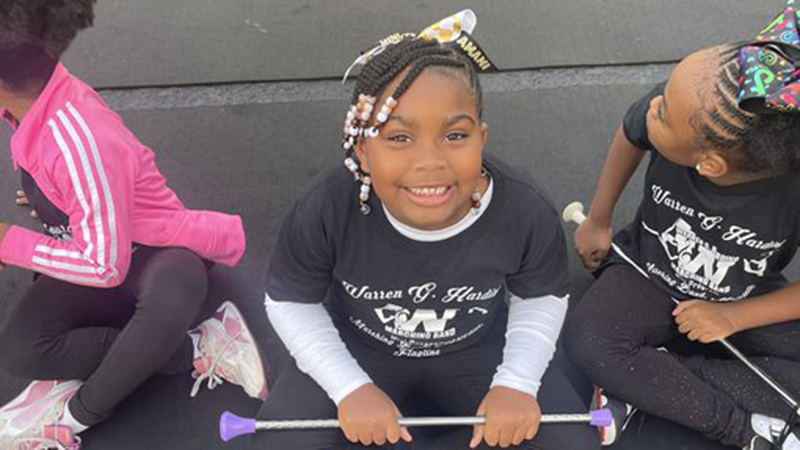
[691,44,800,175]
[0,0,96,91]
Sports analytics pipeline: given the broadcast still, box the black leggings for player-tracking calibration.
[564,264,800,447]
[250,328,601,450]
[0,246,220,426]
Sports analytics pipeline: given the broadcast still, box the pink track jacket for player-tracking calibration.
[0,64,246,288]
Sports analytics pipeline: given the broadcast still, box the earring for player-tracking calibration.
[359,176,372,215]
[471,189,482,215]
[470,166,489,215]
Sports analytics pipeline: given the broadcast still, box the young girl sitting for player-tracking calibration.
[257,10,600,450]
[0,1,266,448]
[565,1,800,449]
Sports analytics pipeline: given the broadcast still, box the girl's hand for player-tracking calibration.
[337,383,412,446]
[673,300,740,343]
[574,217,612,270]
[15,190,37,219]
[470,386,541,448]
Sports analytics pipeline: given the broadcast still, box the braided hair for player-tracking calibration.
[691,44,800,175]
[341,36,483,213]
[351,38,482,116]
[0,0,96,91]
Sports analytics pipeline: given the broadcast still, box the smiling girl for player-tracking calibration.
[255,11,599,450]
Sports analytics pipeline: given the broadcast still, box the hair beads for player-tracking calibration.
[340,37,484,215]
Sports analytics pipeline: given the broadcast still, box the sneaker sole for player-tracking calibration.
[0,380,82,444]
[216,301,269,401]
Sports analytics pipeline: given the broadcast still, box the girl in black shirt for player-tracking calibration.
[566,2,800,449]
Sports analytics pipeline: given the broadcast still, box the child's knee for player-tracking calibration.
[563,309,602,361]
[563,308,633,374]
[0,331,51,378]
[137,249,209,311]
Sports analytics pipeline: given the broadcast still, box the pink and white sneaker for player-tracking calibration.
[189,301,268,401]
[0,380,83,450]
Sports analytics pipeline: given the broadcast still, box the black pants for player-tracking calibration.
[251,327,601,450]
[564,264,800,447]
[0,246,220,426]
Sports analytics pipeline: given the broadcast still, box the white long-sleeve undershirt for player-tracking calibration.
[491,294,567,396]
[266,292,567,404]
[265,297,372,405]
[265,176,567,403]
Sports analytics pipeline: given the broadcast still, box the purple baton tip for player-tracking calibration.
[220,411,257,442]
[589,409,613,428]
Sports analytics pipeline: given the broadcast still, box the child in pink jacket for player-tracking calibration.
[0,1,266,448]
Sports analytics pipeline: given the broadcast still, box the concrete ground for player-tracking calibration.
[0,1,796,449]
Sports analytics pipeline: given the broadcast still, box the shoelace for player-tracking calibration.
[189,327,245,398]
[772,421,794,449]
[14,436,73,450]
[13,410,79,450]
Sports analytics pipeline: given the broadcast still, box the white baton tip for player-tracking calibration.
[562,202,587,224]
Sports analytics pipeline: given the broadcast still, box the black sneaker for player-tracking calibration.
[591,385,638,446]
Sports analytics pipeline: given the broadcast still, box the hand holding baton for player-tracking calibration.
[219,409,613,442]
[562,201,800,418]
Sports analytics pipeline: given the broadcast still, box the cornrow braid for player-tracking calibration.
[390,55,469,100]
[696,120,741,150]
[692,44,754,161]
[340,36,484,213]
[350,39,436,104]
[715,84,755,127]
[708,108,749,136]
[719,41,747,60]
[367,46,452,98]
[692,43,800,175]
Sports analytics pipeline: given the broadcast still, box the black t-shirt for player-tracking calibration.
[610,83,800,301]
[264,156,569,358]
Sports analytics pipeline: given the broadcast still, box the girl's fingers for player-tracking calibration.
[672,301,691,316]
[372,430,386,446]
[512,425,528,446]
[526,423,538,440]
[484,421,501,447]
[359,431,374,446]
[687,329,702,341]
[470,425,484,449]
[341,425,358,443]
[499,427,513,447]
[15,191,29,205]
[677,320,694,334]
[385,423,400,444]
[400,426,413,442]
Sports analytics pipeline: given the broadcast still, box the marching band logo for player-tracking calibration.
[374,303,458,335]
[650,218,739,293]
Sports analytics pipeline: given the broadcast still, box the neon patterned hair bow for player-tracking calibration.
[737,0,800,113]
[342,9,497,82]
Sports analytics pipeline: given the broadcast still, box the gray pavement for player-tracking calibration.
[66,0,776,88]
[1,1,796,449]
